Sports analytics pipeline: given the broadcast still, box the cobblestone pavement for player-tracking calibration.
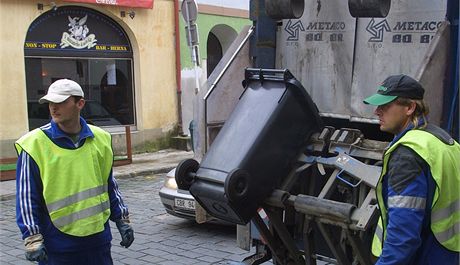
[0,174,261,265]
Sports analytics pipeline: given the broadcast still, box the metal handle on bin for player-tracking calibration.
[244,68,294,83]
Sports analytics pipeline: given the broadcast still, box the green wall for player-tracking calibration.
[180,13,250,69]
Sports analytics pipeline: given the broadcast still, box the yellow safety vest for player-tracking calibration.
[372,128,460,256]
[15,125,113,237]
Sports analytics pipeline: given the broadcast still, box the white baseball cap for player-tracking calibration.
[39,79,84,104]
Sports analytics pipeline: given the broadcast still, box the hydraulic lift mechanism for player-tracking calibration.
[176,69,387,265]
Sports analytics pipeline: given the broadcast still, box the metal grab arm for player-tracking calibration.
[305,153,382,188]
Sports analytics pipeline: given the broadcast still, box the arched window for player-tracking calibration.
[206,24,237,78]
[24,6,135,130]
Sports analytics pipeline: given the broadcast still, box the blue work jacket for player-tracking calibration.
[15,117,130,253]
[376,121,459,265]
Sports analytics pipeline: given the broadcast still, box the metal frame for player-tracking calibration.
[240,127,386,265]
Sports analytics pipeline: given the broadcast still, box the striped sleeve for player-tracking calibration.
[108,170,129,221]
[377,146,429,265]
[15,152,41,239]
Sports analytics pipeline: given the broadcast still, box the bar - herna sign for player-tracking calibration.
[63,0,153,9]
[24,6,132,58]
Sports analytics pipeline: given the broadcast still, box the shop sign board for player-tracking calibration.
[25,6,132,58]
[64,0,153,9]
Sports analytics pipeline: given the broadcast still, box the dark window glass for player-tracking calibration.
[25,57,135,129]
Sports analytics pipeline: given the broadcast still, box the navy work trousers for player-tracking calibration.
[38,244,113,265]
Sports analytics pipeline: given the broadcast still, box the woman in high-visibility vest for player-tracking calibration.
[363,74,459,265]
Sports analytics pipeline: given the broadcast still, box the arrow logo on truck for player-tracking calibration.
[366,18,391,42]
[285,19,305,41]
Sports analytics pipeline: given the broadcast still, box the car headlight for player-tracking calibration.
[164,176,178,190]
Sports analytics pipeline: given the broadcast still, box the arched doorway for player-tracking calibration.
[206,24,238,77]
[206,32,222,78]
[24,6,135,130]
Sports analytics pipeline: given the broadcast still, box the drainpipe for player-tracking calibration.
[174,0,183,134]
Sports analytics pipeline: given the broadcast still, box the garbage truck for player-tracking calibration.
[175,0,459,264]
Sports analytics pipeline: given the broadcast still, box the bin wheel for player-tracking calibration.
[225,168,250,202]
[175,159,199,190]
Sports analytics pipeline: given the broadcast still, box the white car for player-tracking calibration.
[159,167,229,224]
[159,168,197,220]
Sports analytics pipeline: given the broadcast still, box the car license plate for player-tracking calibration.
[174,198,195,210]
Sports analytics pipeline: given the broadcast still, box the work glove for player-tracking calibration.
[24,233,48,262]
[115,219,134,248]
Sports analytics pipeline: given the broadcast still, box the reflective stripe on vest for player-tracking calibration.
[431,200,460,244]
[15,125,113,237]
[432,200,460,223]
[372,217,384,257]
[47,185,108,213]
[53,199,110,229]
[372,129,460,256]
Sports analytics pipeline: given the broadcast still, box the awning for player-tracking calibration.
[63,0,153,9]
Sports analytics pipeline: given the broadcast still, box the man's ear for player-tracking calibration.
[77,98,85,110]
[406,101,416,115]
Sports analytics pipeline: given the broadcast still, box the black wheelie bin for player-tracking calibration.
[175,68,323,224]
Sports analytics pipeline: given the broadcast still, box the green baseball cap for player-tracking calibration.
[363,74,425,106]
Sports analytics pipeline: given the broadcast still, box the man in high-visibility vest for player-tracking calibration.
[363,74,459,265]
[15,79,134,265]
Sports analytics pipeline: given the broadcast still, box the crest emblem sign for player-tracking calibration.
[60,15,97,49]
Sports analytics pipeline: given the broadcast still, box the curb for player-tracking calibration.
[113,165,176,179]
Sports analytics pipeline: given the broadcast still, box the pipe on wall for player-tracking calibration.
[174,0,183,133]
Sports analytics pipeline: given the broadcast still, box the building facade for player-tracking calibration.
[0,0,249,160]
[1,0,179,158]
[178,0,250,135]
